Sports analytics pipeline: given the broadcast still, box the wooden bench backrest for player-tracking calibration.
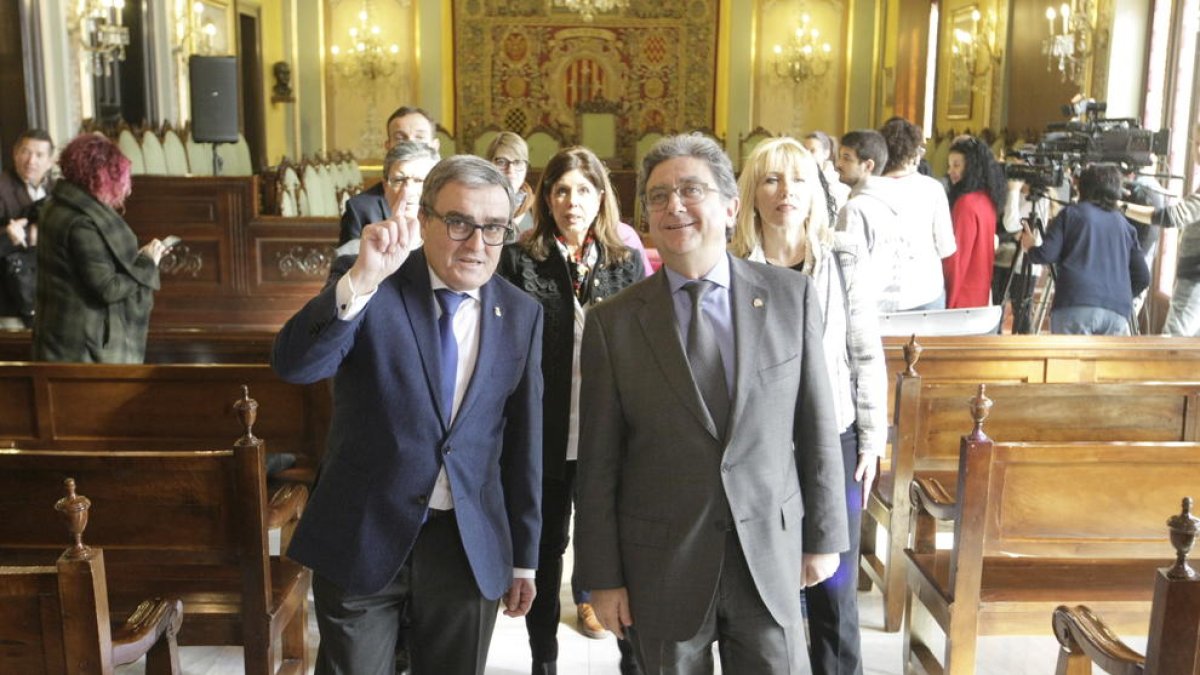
[883,335,1200,419]
[969,441,1200,559]
[896,380,1200,472]
[0,566,75,674]
[0,444,271,615]
[0,364,328,467]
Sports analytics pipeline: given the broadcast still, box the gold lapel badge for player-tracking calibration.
[752,298,764,308]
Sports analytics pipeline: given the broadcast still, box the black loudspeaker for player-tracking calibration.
[189,55,239,143]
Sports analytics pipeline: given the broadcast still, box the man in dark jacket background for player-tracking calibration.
[0,129,55,328]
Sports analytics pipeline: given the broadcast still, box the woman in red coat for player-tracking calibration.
[943,136,1005,308]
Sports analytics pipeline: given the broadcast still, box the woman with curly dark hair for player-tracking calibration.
[33,134,170,362]
[943,135,1006,308]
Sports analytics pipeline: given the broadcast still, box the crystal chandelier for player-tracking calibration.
[76,0,131,76]
[553,0,629,23]
[1044,0,1097,86]
[329,0,400,83]
[772,11,832,85]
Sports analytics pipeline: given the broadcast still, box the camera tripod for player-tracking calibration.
[1000,187,1058,334]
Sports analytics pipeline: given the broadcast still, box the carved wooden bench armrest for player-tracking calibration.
[266,483,308,530]
[909,476,956,554]
[111,596,184,672]
[1052,605,1146,675]
[910,476,956,521]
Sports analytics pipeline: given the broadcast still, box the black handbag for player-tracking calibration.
[2,247,36,327]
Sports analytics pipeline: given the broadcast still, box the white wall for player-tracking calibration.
[1105,0,1150,118]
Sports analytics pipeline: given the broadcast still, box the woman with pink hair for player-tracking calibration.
[32,133,170,362]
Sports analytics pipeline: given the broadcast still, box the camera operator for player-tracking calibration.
[1020,163,1149,334]
[1124,125,1200,336]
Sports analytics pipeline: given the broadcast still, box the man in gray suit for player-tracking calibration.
[574,134,848,674]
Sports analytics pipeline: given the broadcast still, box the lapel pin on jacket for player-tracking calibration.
[752,298,764,308]
[494,306,503,317]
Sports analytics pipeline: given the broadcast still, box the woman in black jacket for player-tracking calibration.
[498,146,645,674]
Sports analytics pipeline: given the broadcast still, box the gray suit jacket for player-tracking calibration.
[574,254,848,641]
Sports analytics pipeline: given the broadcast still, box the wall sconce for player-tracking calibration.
[76,0,131,76]
[1044,0,1097,86]
[951,7,1002,91]
[772,11,832,85]
[552,0,629,23]
[329,0,400,83]
[174,1,217,58]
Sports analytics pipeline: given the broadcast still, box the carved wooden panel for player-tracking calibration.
[123,176,338,329]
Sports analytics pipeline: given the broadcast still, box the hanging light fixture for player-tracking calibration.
[76,0,131,76]
[772,10,832,85]
[1044,0,1098,86]
[552,0,629,23]
[329,0,400,83]
[174,1,218,58]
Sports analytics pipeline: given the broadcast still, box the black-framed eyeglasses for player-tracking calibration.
[386,174,424,189]
[492,158,528,170]
[645,182,718,211]
[425,207,514,246]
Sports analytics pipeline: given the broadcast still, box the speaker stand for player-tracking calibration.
[210,142,226,176]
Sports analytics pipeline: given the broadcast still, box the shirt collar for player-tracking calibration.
[664,251,731,296]
[427,266,482,302]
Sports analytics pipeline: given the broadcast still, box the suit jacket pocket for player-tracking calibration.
[618,512,669,549]
[780,489,804,531]
[758,353,799,385]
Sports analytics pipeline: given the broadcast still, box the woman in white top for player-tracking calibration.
[879,117,957,310]
[730,136,887,675]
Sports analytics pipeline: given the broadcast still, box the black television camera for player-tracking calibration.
[1005,98,1170,189]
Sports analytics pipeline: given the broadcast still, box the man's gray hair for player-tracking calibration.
[383,141,439,175]
[638,133,738,207]
[419,155,516,218]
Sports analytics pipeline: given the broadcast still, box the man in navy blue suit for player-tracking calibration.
[273,155,544,675]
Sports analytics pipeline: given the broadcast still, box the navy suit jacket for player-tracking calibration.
[272,249,545,598]
[338,183,388,245]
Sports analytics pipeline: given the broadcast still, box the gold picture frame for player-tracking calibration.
[946,5,975,120]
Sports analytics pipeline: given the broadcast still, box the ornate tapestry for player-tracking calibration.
[452,1,719,165]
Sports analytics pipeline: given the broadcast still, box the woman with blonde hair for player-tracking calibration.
[731,136,886,675]
[486,131,535,233]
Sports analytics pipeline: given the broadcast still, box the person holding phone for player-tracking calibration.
[32,134,169,363]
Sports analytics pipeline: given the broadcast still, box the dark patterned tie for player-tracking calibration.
[435,289,467,422]
[684,280,729,437]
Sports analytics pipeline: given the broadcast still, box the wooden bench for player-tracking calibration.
[0,362,330,482]
[881,334,1200,421]
[0,327,279,364]
[0,391,311,675]
[865,339,1200,631]
[1053,497,1200,675]
[902,388,1200,675]
[1,478,184,675]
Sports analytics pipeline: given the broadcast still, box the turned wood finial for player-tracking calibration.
[54,478,93,561]
[968,384,993,442]
[1167,496,1200,580]
[903,334,923,377]
[234,385,259,445]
